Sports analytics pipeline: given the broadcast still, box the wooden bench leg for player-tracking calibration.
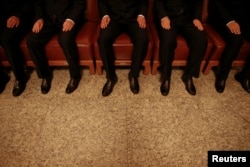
[151,62,159,75]
[96,63,103,75]
[143,62,150,75]
[88,64,95,75]
[203,63,213,75]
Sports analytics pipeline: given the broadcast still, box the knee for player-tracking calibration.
[199,35,208,47]
[133,31,149,44]
[26,34,39,48]
[137,31,148,42]
[58,34,74,47]
[159,36,176,48]
[190,33,208,48]
[0,33,15,46]
[229,34,244,46]
[98,32,114,45]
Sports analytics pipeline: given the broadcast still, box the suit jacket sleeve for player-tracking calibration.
[154,0,168,20]
[211,0,234,25]
[34,0,86,22]
[11,0,33,20]
[139,0,149,17]
[97,0,109,18]
[34,0,45,21]
[98,0,148,19]
[66,0,86,22]
[193,0,203,20]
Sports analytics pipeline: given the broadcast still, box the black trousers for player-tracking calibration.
[27,22,81,79]
[98,20,149,79]
[214,18,250,80]
[0,63,7,78]
[240,55,250,79]
[157,15,208,80]
[0,23,29,82]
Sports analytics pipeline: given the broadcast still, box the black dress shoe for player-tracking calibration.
[41,75,52,94]
[0,74,10,93]
[215,78,226,93]
[65,78,80,94]
[160,80,170,96]
[235,73,250,93]
[128,73,139,94]
[181,75,196,95]
[102,77,118,96]
[128,73,140,94]
[12,80,26,96]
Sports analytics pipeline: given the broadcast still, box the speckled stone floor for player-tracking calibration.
[0,67,249,167]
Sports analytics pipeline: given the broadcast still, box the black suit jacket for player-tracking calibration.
[0,0,33,22]
[97,0,148,21]
[154,0,203,20]
[34,0,86,24]
[209,0,250,26]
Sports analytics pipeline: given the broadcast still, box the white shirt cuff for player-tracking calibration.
[226,20,235,26]
[103,15,110,18]
[66,19,75,25]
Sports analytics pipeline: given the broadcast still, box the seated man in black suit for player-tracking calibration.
[97,0,149,96]
[154,0,208,96]
[0,0,33,96]
[209,0,250,93]
[27,0,86,94]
